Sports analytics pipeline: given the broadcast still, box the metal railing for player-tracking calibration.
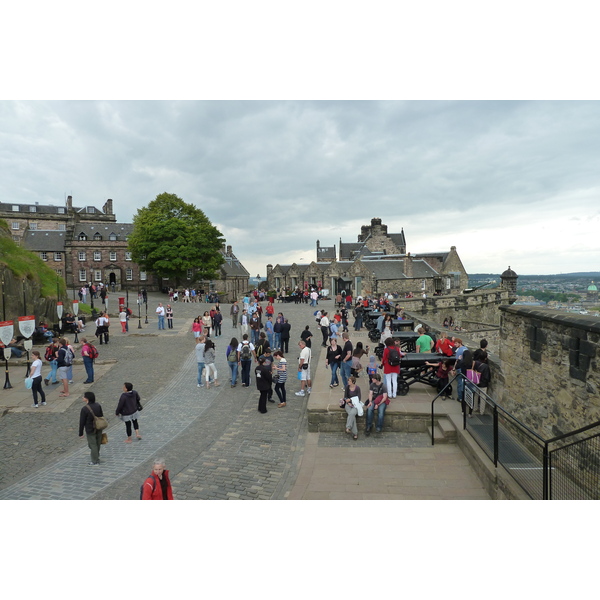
[431,373,600,500]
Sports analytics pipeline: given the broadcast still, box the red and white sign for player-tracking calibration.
[0,320,14,346]
[18,316,36,339]
[57,301,64,319]
[72,300,79,316]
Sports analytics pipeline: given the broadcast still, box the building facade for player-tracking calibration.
[267,217,469,297]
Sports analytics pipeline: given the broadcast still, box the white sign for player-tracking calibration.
[0,320,14,347]
[18,316,36,339]
[24,339,33,352]
[72,300,79,316]
[3,347,11,359]
[57,302,64,320]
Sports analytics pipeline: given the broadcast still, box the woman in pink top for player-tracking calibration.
[192,316,202,339]
[381,337,402,399]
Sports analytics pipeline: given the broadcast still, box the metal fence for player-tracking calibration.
[431,375,600,500]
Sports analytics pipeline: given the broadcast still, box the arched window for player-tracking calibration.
[94,232,102,241]
[78,233,87,241]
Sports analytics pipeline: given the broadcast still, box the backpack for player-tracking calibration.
[256,342,265,357]
[227,347,238,362]
[44,344,55,361]
[387,347,401,367]
[64,347,74,366]
[140,474,156,499]
[88,344,99,359]
[240,342,251,360]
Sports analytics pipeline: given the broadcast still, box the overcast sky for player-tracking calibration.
[1,100,599,277]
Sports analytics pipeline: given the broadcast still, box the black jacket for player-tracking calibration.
[116,390,140,416]
[79,402,104,436]
[255,364,273,391]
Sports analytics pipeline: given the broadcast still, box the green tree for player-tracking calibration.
[128,193,224,285]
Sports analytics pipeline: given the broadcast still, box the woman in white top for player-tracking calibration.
[204,339,220,388]
[272,350,288,407]
[30,350,46,407]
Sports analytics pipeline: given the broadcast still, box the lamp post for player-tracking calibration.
[137,285,142,329]
[3,347,12,389]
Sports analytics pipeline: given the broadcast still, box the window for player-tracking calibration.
[79,269,87,282]
[11,222,19,230]
[54,252,62,261]
[94,251,101,261]
[446,277,451,290]
[187,269,193,280]
[12,205,19,211]
[94,270,102,282]
[421,279,426,290]
[126,268,133,281]
[109,251,117,261]
[29,222,38,230]
[78,233,87,241]
[140,271,147,281]
[30,205,37,212]
[94,233,102,241]
[275,277,281,288]
[125,252,132,261]
[109,233,117,241]
[40,252,48,261]
[58,223,66,231]
[86,206,95,214]
[55,269,62,277]
[58,207,65,214]
[78,252,86,261]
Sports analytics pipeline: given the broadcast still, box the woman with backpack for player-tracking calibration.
[81,337,97,384]
[226,337,239,387]
[44,340,60,385]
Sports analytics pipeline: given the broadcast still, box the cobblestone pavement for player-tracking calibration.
[0,294,321,499]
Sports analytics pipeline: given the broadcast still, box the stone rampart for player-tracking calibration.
[496,306,600,438]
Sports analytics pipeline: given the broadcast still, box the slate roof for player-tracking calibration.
[23,231,68,252]
[221,252,249,277]
[73,222,133,241]
[317,245,336,260]
[0,202,69,215]
[339,242,364,260]
[388,232,406,248]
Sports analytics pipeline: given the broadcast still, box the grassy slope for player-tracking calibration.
[0,219,67,298]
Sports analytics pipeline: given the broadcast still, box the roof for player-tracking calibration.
[362,259,439,279]
[317,245,336,259]
[221,251,249,277]
[388,232,406,248]
[339,242,364,261]
[73,222,133,241]
[23,231,67,252]
[0,202,69,216]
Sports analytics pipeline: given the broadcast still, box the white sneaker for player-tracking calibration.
[32,403,39,408]
[307,387,312,394]
[295,391,306,396]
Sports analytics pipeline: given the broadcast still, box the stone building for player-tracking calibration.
[3,197,249,296]
[267,217,468,297]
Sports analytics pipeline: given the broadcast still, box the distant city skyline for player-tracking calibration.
[1,101,599,278]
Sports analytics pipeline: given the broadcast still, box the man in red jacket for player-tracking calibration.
[141,458,174,500]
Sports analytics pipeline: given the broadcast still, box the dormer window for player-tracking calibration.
[94,232,102,241]
[86,206,95,213]
[30,206,37,213]
[78,233,87,241]
[109,233,117,241]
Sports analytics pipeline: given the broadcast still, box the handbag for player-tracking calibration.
[101,432,108,445]
[25,377,34,389]
[136,392,143,411]
[466,369,481,385]
[87,405,108,430]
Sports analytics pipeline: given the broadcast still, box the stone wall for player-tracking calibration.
[496,306,600,438]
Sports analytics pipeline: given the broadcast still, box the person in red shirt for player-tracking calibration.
[381,337,403,398]
[435,331,454,356]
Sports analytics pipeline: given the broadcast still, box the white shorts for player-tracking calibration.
[299,368,311,381]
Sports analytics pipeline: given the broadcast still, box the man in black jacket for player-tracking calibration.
[280,318,291,354]
[255,356,273,414]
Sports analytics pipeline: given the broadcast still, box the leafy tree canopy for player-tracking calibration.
[128,193,224,283]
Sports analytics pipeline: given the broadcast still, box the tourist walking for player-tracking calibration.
[56,338,73,398]
[204,339,219,388]
[230,301,240,327]
[192,316,202,339]
[272,350,287,407]
[238,334,255,387]
[166,304,174,329]
[255,355,273,414]
[202,311,212,337]
[78,391,104,466]
[95,312,110,344]
[44,340,60,385]
[326,337,342,388]
[195,335,206,387]
[226,337,239,387]
[115,382,142,443]
[340,332,353,389]
[30,350,46,407]
[295,339,311,397]
[141,458,174,500]
[280,318,291,354]
[382,337,402,399]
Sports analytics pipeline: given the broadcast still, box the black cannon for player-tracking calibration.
[396,353,455,396]
[373,331,420,353]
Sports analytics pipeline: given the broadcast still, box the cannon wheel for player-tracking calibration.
[397,379,409,396]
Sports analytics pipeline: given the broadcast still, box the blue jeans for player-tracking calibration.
[251,329,260,345]
[158,315,165,329]
[241,359,252,386]
[267,332,273,348]
[340,361,352,388]
[330,362,340,386]
[274,333,281,349]
[366,402,387,432]
[228,361,238,385]
[457,371,465,401]
[83,356,94,382]
[197,362,205,385]
[354,316,363,330]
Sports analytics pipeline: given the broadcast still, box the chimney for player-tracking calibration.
[227,245,232,256]
[404,252,413,277]
[66,195,73,210]
[103,199,113,215]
